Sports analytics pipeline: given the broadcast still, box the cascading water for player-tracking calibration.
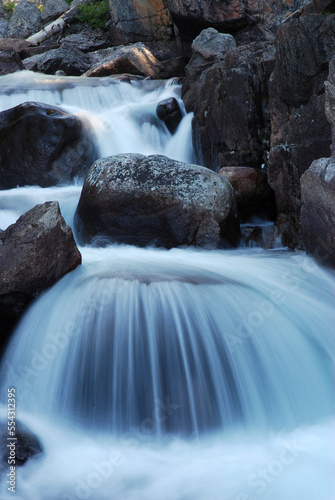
[0,72,334,500]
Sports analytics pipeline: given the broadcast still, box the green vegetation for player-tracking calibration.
[3,1,16,15]
[75,0,110,30]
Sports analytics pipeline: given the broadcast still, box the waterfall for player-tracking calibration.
[0,72,334,500]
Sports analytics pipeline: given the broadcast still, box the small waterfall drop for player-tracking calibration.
[0,72,334,500]
[0,71,193,164]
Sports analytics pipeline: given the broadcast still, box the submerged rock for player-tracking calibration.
[0,421,43,475]
[0,101,98,189]
[0,201,81,350]
[75,153,239,249]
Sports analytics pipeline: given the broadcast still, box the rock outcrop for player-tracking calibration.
[191,41,275,172]
[0,201,81,349]
[75,153,240,249]
[0,101,98,189]
[182,28,237,112]
[108,0,173,43]
[300,158,335,267]
[268,14,335,247]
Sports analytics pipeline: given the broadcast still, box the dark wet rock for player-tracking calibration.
[268,14,335,247]
[301,157,335,268]
[75,153,240,249]
[0,201,81,350]
[0,421,43,475]
[0,101,98,190]
[156,97,183,134]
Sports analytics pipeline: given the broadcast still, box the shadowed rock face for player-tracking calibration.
[6,0,42,39]
[268,14,335,247]
[0,101,98,190]
[219,167,275,222]
[75,153,240,249]
[301,158,335,268]
[0,201,81,350]
[190,41,275,172]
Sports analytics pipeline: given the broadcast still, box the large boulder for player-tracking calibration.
[0,101,98,190]
[0,202,81,349]
[23,44,91,75]
[268,14,335,247]
[182,28,237,112]
[108,0,173,43]
[84,43,162,78]
[300,158,335,268]
[219,167,275,221]
[75,153,240,248]
[6,0,42,39]
[190,41,275,172]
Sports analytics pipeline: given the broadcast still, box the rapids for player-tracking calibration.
[0,72,334,500]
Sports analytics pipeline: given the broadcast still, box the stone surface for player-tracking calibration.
[156,97,183,134]
[0,201,81,348]
[0,38,33,56]
[75,153,240,248]
[190,41,275,172]
[6,0,42,39]
[167,0,262,38]
[301,157,335,267]
[313,0,335,13]
[23,44,90,75]
[60,28,109,52]
[182,28,237,112]
[0,48,24,75]
[325,57,335,155]
[41,0,69,25]
[84,43,162,78]
[268,14,335,247]
[219,166,275,221]
[0,101,98,189]
[109,0,173,43]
